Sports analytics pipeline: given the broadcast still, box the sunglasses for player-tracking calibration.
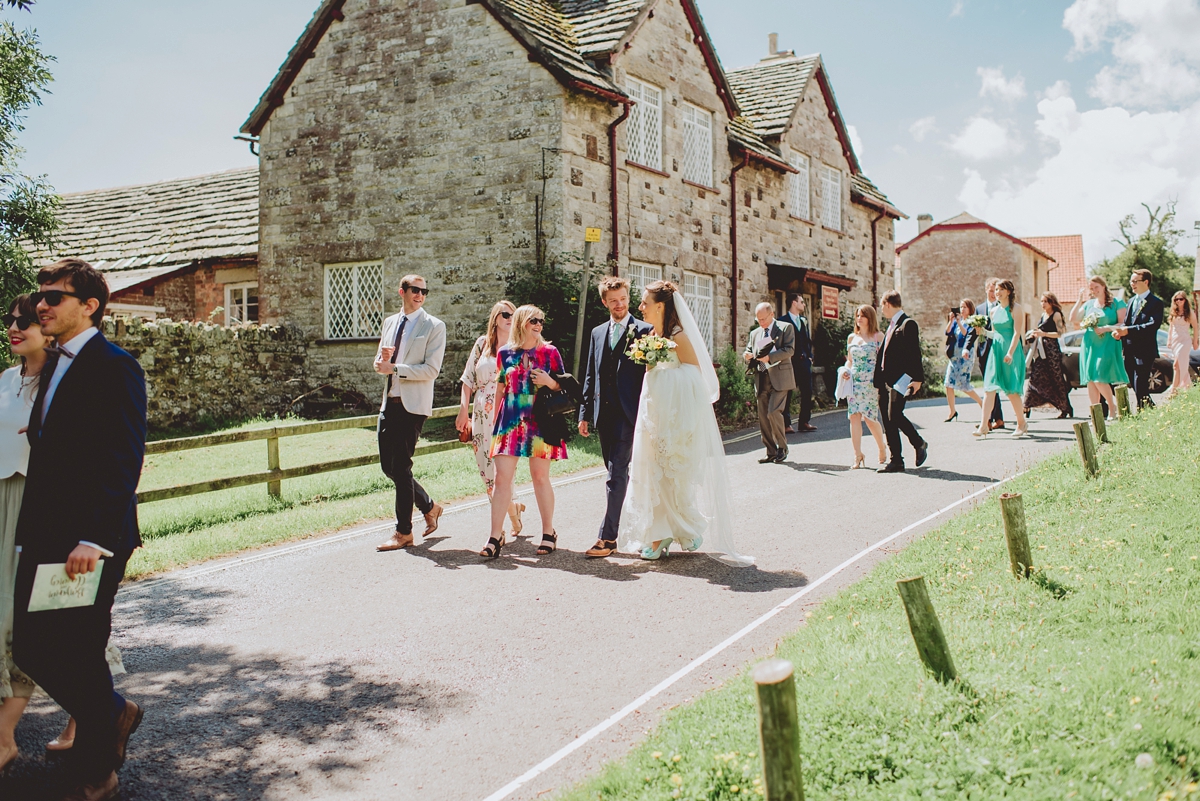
[31,290,85,307]
[2,313,36,331]
[405,286,430,296]
[499,311,513,319]
[528,318,545,326]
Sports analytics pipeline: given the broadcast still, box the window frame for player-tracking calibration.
[626,262,664,296]
[788,152,811,220]
[323,261,385,340]
[680,102,714,188]
[224,281,259,327]
[820,163,842,231]
[625,76,664,171]
[682,270,715,353]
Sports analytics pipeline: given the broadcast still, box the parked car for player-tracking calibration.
[1058,328,1200,392]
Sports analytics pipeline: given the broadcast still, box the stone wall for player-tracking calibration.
[105,317,313,431]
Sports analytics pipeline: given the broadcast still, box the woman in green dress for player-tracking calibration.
[975,279,1029,438]
[1069,276,1127,419]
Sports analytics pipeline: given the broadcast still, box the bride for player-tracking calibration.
[617,280,753,566]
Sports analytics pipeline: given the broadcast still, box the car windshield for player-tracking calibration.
[1061,330,1083,346]
[1157,329,1168,347]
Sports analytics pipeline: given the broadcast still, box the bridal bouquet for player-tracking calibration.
[966,314,990,330]
[628,333,677,367]
[1080,310,1103,330]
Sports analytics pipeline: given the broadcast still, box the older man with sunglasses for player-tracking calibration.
[374,274,448,552]
[13,259,147,801]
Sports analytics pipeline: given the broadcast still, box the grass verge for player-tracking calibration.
[130,418,604,579]
[561,388,1200,801]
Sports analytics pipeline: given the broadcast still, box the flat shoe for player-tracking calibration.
[584,539,617,557]
[423,503,444,536]
[377,532,415,552]
[46,736,75,752]
[115,699,143,768]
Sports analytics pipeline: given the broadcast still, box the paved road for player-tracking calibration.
[4,393,1089,801]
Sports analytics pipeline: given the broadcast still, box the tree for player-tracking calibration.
[1090,202,1196,305]
[2,0,60,365]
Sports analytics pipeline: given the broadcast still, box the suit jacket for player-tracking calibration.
[1122,292,1164,361]
[975,299,996,368]
[579,316,654,428]
[375,308,447,416]
[17,331,147,561]
[744,320,797,392]
[874,312,925,390]
[779,311,813,371]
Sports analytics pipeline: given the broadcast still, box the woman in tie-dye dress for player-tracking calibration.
[483,305,568,559]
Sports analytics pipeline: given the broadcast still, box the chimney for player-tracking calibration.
[918,214,933,234]
[768,33,778,56]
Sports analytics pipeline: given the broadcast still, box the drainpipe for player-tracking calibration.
[729,151,749,348]
[608,100,633,271]
[870,207,885,307]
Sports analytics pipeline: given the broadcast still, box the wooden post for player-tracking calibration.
[1114,384,1132,418]
[753,659,805,801]
[999,492,1033,578]
[267,430,281,499]
[1073,420,1099,477]
[572,240,593,377]
[896,576,958,683]
[1089,403,1108,444]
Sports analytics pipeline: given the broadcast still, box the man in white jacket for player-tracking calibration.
[373,274,447,551]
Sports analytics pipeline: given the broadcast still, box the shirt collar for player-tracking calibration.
[56,325,99,357]
[403,308,423,323]
[890,310,904,325]
[1136,290,1150,301]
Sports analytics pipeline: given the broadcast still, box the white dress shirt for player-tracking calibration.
[388,309,423,391]
[608,314,632,348]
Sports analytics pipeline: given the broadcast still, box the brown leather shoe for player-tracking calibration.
[61,772,119,801]
[115,699,143,768]
[798,424,817,432]
[376,532,415,552]
[423,503,445,536]
[584,539,618,557]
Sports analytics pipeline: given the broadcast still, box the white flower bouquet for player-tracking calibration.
[627,333,677,367]
[966,314,990,330]
[1080,310,1103,330]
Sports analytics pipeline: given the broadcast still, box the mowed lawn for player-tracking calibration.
[562,388,1200,801]
[131,416,604,578]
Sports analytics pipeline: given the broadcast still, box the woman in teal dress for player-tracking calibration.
[976,279,1029,438]
[1069,276,1127,418]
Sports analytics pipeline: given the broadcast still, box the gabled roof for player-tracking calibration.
[850,174,905,220]
[727,53,861,175]
[728,116,794,173]
[1024,235,1086,298]
[896,212,1056,263]
[560,0,650,58]
[29,168,259,272]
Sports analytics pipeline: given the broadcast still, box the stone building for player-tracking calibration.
[30,169,259,324]
[895,212,1056,347]
[239,0,903,398]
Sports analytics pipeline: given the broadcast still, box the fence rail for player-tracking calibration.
[137,405,464,504]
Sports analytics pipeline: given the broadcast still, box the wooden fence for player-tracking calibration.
[137,405,464,504]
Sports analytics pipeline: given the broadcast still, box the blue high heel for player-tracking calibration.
[640,538,673,560]
[683,536,702,552]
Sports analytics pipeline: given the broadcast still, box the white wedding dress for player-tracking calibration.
[617,297,754,567]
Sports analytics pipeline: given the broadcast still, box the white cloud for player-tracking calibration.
[977,66,1027,102]
[847,124,865,162]
[909,116,937,142]
[950,0,965,17]
[948,116,1022,160]
[1063,0,1200,107]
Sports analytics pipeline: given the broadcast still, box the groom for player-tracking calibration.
[579,276,653,557]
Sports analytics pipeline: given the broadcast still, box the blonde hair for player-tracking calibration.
[485,300,515,357]
[855,304,878,336]
[508,304,549,348]
[597,275,630,300]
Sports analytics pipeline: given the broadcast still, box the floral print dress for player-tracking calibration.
[459,335,500,494]
[846,335,881,422]
[490,343,569,460]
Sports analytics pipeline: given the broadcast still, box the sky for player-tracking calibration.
[6,0,1200,265]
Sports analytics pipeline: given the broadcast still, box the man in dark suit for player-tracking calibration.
[779,294,816,433]
[743,302,796,464]
[1114,268,1164,409]
[874,290,928,473]
[14,259,146,801]
[976,278,1005,430]
[579,276,654,557]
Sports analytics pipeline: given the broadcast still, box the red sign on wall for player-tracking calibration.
[821,285,839,319]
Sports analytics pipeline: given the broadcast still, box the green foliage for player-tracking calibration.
[714,346,756,426]
[1090,202,1196,306]
[814,312,855,371]
[1,6,60,367]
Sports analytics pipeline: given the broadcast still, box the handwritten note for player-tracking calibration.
[27,561,104,612]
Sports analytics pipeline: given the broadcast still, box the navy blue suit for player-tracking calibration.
[778,311,813,428]
[1121,292,1164,408]
[580,315,653,542]
[14,330,147,781]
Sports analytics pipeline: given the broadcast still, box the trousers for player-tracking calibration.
[379,396,434,533]
[757,386,789,457]
[782,359,813,428]
[596,411,635,542]
[879,387,923,464]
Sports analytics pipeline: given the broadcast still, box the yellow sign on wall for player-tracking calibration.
[584,227,602,243]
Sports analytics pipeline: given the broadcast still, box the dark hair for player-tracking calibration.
[1170,291,1191,320]
[6,293,41,375]
[960,298,976,315]
[882,290,902,308]
[996,279,1016,308]
[786,293,803,308]
[37,258,109,326]
[1040,292,1062,316]
[643,279,681,336]
[1132,269,1152,284]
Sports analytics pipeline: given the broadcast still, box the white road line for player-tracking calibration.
[478,473,1019,801]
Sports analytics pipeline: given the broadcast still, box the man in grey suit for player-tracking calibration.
[744,302,796,464]
[373,274,447,551]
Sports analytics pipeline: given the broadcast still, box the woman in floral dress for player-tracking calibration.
[943,299,983,422]
[844,305,887,468]
[456,300,524,536]
[482,305,570,558]
[1069,276,1127,417]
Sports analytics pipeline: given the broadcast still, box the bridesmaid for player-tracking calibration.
[456,300,524,535]
[1023,293,1073,418]
[844,305,887,468]
[1166,291,1198,397]
[482,306,571,558]
[1069,276,1127,418]
[943,299,984,422]
[975,279,1028,438]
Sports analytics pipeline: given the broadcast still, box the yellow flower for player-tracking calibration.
[671,774,683,786]
[633,350,644,359]
[652,752,663,760]
[672,754,682,762]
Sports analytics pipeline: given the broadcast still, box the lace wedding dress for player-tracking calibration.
[617,297,754,567]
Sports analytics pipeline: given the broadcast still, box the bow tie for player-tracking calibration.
[44,345,74,359]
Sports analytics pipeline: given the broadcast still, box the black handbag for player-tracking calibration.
[541,385,577,417]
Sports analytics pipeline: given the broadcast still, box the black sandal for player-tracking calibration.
[536,531,557,555]
[480,535,505,558]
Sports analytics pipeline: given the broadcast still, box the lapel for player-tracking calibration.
[42,331,104,434]
[398,309,426,361]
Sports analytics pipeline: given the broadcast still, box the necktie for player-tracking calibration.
[387,315,407,393]
[1130,296,1141,323]
[883,318,898,367]
[609,320,622,349]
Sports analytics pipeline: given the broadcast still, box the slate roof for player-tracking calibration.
[727,116,791,170]
[30,168,259,272]
[726,54,820,139]
[1023,235,1086,299]
[850,174,905,219]
[560,0,649,57]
